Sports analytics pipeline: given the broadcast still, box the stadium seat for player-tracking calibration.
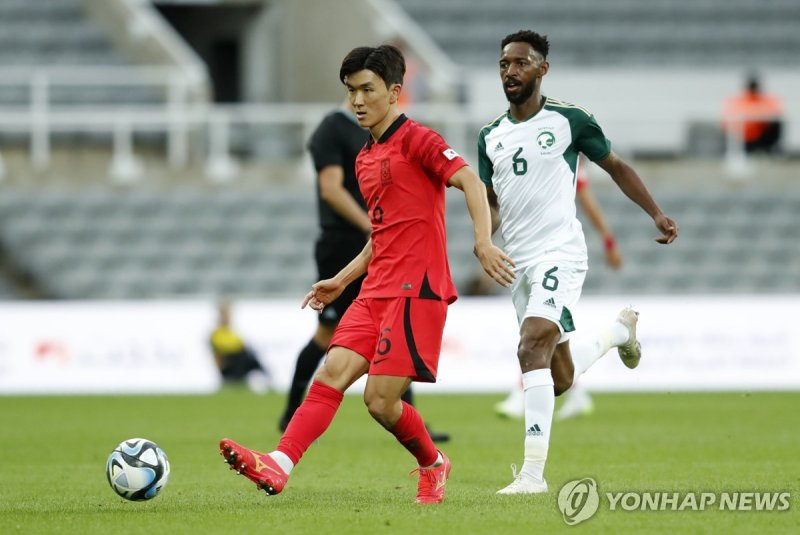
[393,0,800,67]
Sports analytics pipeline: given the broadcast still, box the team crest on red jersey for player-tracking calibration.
[380,158,393,186]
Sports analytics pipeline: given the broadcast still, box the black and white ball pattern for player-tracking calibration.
[106,438,170,501]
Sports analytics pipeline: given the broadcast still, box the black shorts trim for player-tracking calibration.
[403,298,435,382]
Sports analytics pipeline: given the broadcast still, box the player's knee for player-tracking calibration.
[313,361,350,392]
[364,396,392,426]
[313,363,334,385]
[517,332,558,369]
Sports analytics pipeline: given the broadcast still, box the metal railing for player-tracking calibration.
[0,66,199,173]
[0,66,479,183]
[0,66,787,184]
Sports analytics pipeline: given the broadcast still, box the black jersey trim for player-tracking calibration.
[418,272,442,300]
[366,114,408,148]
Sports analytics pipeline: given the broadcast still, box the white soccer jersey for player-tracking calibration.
[478,96,612,268]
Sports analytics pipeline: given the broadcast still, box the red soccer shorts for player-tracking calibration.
[329,297,448,382]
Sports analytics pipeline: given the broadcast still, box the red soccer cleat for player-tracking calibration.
[219,438,288,495]
[411,450,451,504]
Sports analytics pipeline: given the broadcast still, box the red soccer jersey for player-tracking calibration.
[355,115,466,304]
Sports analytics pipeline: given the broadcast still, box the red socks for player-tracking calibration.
[277,385,436,468]
[390,401,438,467]
[277,381,343,464]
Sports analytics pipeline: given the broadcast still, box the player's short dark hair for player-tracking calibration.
[501,30,550,59]
[339,45,406,87]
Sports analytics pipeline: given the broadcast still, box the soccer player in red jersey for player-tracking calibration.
[220,44,514,504]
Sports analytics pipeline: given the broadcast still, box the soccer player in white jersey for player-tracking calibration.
[478,30,678,494]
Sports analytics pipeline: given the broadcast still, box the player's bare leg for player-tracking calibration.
[364,374,412,428]
[550,343,576,396]
[365,374,451,504]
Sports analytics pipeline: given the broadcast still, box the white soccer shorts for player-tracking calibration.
[511,258,587,344]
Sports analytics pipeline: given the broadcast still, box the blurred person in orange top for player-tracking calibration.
[722,74,783,154]
[392,38,427,111]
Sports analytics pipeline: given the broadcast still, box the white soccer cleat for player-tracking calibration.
[494,400,524,420]
[555,386,594,421]
[616,307,642,369]
[496,465,548,495]
[494,389,525,420]
[494,400,525,420]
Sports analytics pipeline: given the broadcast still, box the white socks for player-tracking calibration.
[269,451,295,474]
[520,368,554,481]
[570,320,629,378]
[423,452,444,468]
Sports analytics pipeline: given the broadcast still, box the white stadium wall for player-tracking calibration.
[1,296,798,395]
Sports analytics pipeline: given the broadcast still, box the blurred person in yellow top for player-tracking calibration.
[722,74,783,154]
[210,299,270,393]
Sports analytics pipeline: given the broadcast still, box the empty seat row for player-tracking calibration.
[1,183,799,299]
[394,0,800,67]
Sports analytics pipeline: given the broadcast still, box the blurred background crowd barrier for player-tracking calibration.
[2,297,798,394]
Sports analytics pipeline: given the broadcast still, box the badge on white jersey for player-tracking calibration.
[442,148,459,160]
[536,131,556,152]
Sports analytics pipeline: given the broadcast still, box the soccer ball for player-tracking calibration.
[106,438,170,501]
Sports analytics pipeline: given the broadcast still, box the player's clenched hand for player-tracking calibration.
[605,245,623,270]
[475,242,516,287]
[654,214,678,244]
[301,278,345,313]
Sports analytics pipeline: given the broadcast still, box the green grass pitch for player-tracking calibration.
[1,390,797,534]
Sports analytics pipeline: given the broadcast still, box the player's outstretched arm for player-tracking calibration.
[576,186,623,269]
[596,152,678,245]
[302,239,373,312]
[448,166,516,287]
